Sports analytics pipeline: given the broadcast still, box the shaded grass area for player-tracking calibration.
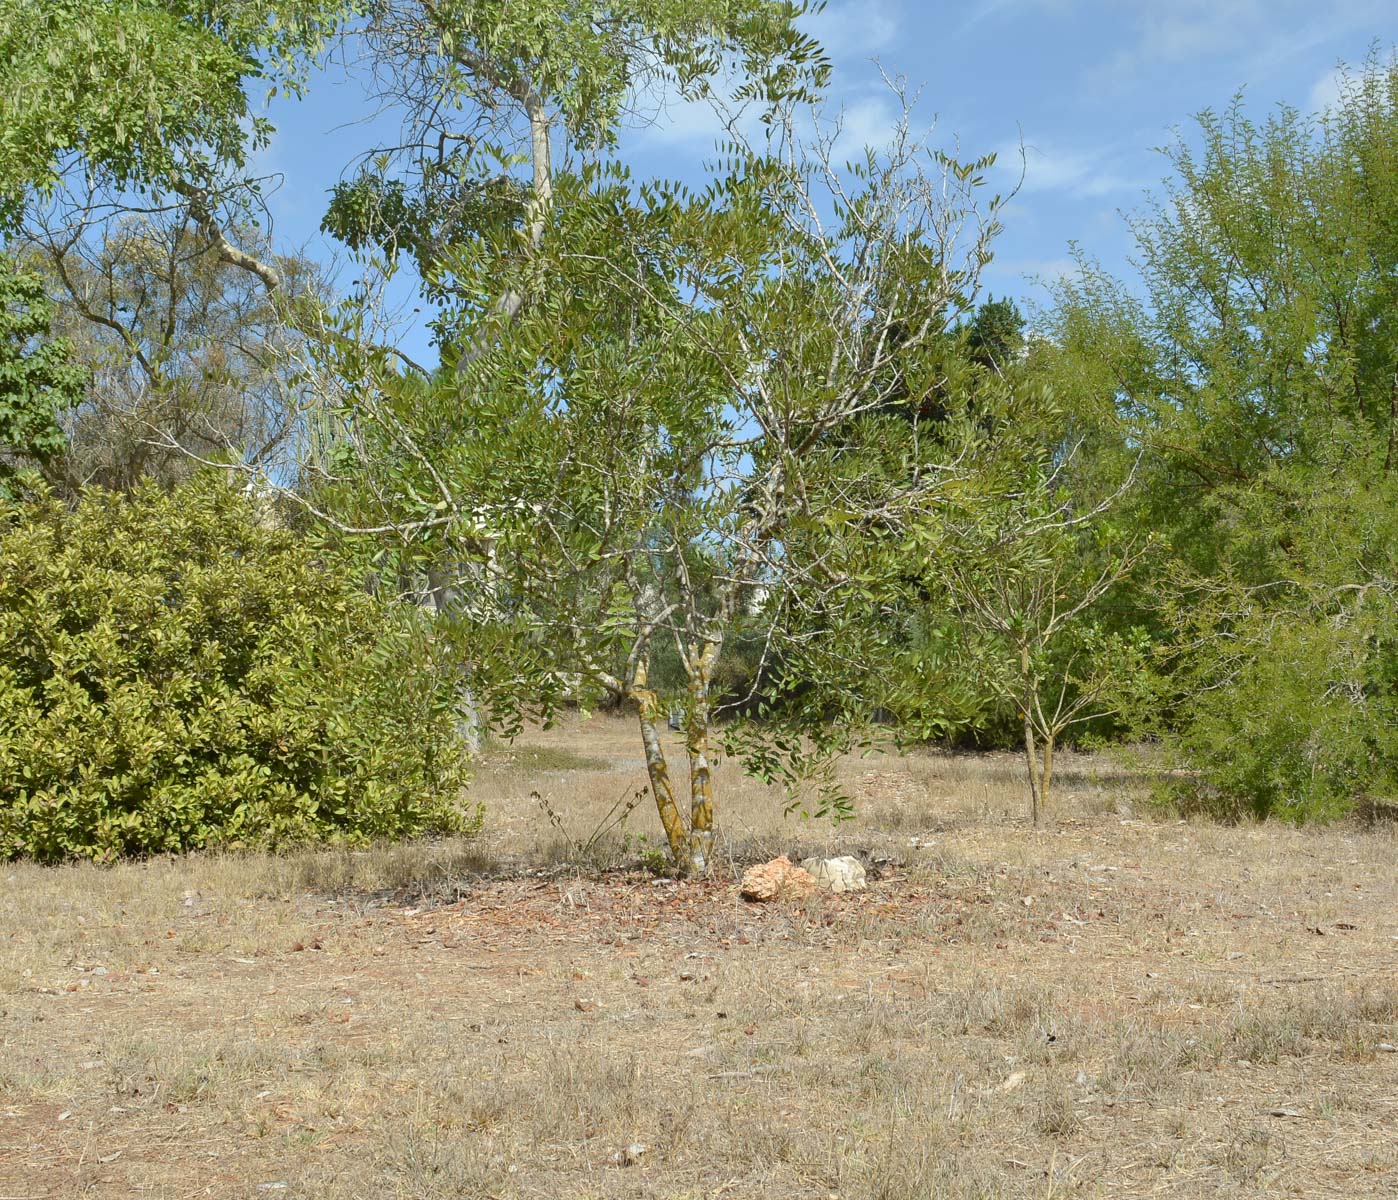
[476,741,617,776]
[1,716,1395,1198]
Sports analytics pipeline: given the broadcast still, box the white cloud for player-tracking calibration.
[832,94,901,155]
[1085,0,1390,92]
[1308,65,1348,115]
[636,88,903,160]
[986,254,1080,286]
[996,137,1141,199]
[804,0,901,58]
[1136,0,1268,61]
[955,0,1077,37]
[632,92,724,146]
[629,87,769,150]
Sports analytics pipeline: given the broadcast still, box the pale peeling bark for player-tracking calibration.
[684,639,721,875]
[484,102,553,333]
[171,181,282,292]
[633,661,689,868]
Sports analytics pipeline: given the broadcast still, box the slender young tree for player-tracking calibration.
[932,455,1151,825]
[310,85,1009,872]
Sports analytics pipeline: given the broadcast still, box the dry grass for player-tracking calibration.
[2,713,1395,1198]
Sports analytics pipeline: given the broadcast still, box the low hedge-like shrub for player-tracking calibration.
[0,476,476,861]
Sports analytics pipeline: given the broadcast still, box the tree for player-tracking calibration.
[864,301,1150,824]
[0,2,355,496]
[929,452,1151,824]
[0,254,86,498]
[291,2,836,798]
[315,0,827,352]
[1045,50,1398,820]
[964,294,1026,373]
[20,210,324,493]
[5,0,1016,867]
[0,0,345,286]
[311,82,1009,873]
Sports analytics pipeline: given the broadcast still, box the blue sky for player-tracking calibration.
[254,0,1397,361]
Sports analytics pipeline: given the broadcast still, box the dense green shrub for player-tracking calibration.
[0,253,86,498]
[0,476,476,861]
[1151,560,1398,824]
[1161,621,1392,823]
[1138,478,1398,823]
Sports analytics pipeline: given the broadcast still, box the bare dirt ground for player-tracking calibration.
[2,714,1395,1199]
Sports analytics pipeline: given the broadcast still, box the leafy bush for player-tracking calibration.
[1156,611,1398,824]
[0,253,86,498]
[0,476,477,861]
[1145,489,1398,824]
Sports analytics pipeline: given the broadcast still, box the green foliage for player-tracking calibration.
[896,381,1153,819]
[1045,51,1398,822]
[816,290,1141,782]
[963,295,1026,373]
[321,171,529,288]
[0,476,475,862]
[0,254,86,498]
[0,0,349,226]
[1147,477,1398,822]
[411,0,827,148]
[1163,618,1392,824]
[311,79,1010,866]
[316,0,828,340]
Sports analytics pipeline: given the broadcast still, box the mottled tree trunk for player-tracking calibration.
[684,639,721,875]
[632,660,690,868]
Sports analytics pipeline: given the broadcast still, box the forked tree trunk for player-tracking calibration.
[629,649,723,877]
[1021,645,1044,828]
[1022,727,1056,829]
[1023,710,1043,828]
[632,660,690,868]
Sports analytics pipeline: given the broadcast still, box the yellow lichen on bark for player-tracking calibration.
[633,661,689,868]
[684,639,721,875]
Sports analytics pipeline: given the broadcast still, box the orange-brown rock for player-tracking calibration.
[738,856,816,902]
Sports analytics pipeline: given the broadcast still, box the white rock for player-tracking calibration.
[799,855,867,894]
[612,1142,648,1167]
